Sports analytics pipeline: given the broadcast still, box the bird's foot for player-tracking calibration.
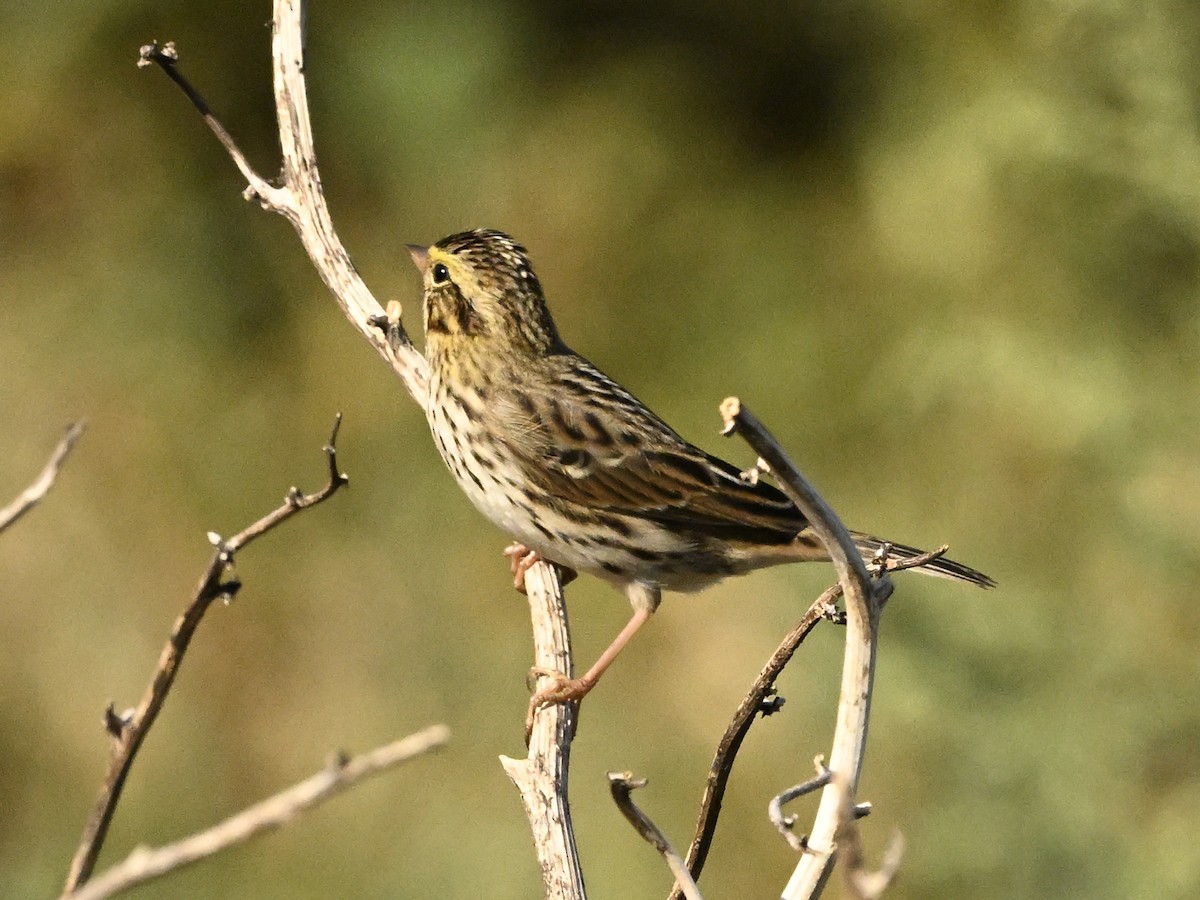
[503,543,577,593]
[524,667,592,743]
[504,542,541,592]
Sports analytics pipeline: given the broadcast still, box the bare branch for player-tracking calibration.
[137,3,430,407]
[609,773,702,900]
[62,416,349,894]
[669,585,836,899]
[142,7,589,896]
[769,758,834,853]
[720,397,888,899]
[0,420,86,534]
[499,561,586,900]
[65,726,450,900]
[873,543,949,576]
[137,42,277,203]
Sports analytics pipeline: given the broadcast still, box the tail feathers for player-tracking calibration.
[851,532,995,589]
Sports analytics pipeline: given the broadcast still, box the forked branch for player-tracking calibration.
[139,13,428,405]
[66,726,450,900]
[720,398,895,898]
[141,4,581,894]
[62,416,350,894]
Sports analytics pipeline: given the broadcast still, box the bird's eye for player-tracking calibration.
[432,263,450,284]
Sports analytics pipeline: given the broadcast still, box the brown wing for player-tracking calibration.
[492,354,808,545]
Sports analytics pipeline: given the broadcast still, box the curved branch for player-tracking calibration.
[62,417,349,894]
[143,7,583,896]
[719,398,887,899]
[669,585,837,899]
[609,773,702,900]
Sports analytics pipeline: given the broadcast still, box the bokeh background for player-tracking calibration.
[3,1,1198,897]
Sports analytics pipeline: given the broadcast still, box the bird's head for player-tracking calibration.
[408,229,562,358]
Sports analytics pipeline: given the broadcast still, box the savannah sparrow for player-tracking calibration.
[408,229,992,718]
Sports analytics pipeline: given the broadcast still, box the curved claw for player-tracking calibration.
[524,668,593,744]
[504,543,541,593]
[503,543,579,593]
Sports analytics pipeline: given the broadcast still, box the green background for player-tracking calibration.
[3,1,1197,897]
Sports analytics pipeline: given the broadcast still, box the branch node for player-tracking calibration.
[854,801,872,820]
[217,579,242,605]
[206,532,235,565]
[241,182,267,205]
[136,41,177,70]
[103,704,133,740]
[368,302,412,357]
[327,749,350,772]
[870,542,893,569]
[758,692,785,717]
[819,601,847,625]
[324,414,348,488]
[738,463,761,485]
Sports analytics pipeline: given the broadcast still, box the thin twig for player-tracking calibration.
[840,815,905,900]
[62,416,349,894]
[137,42,277,203]
[768,759,834,853]
[668,585,836,900]
[869,542,950,581]
[66,726,450,900]
[720,398,887,899]
[609,773,703,900]
[499,561,586,900]
[0,420,86,534]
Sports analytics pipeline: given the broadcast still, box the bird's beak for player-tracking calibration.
[407,244,430,277]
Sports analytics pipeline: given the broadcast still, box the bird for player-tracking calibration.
[407,228,993,727]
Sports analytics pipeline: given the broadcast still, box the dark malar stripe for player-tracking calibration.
[454,294,482,334]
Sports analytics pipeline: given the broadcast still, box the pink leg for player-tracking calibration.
[525,606,653,740]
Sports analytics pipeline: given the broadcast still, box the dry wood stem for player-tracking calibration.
[720,397,892,899]
[499,561,586,899]
[66,726,449,900]
[609,773,702,900]
[141,5,582,896]
[62,416,349,894]
[668,585,835,899]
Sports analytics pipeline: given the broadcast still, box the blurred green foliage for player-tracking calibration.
[2,1,1198,897]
